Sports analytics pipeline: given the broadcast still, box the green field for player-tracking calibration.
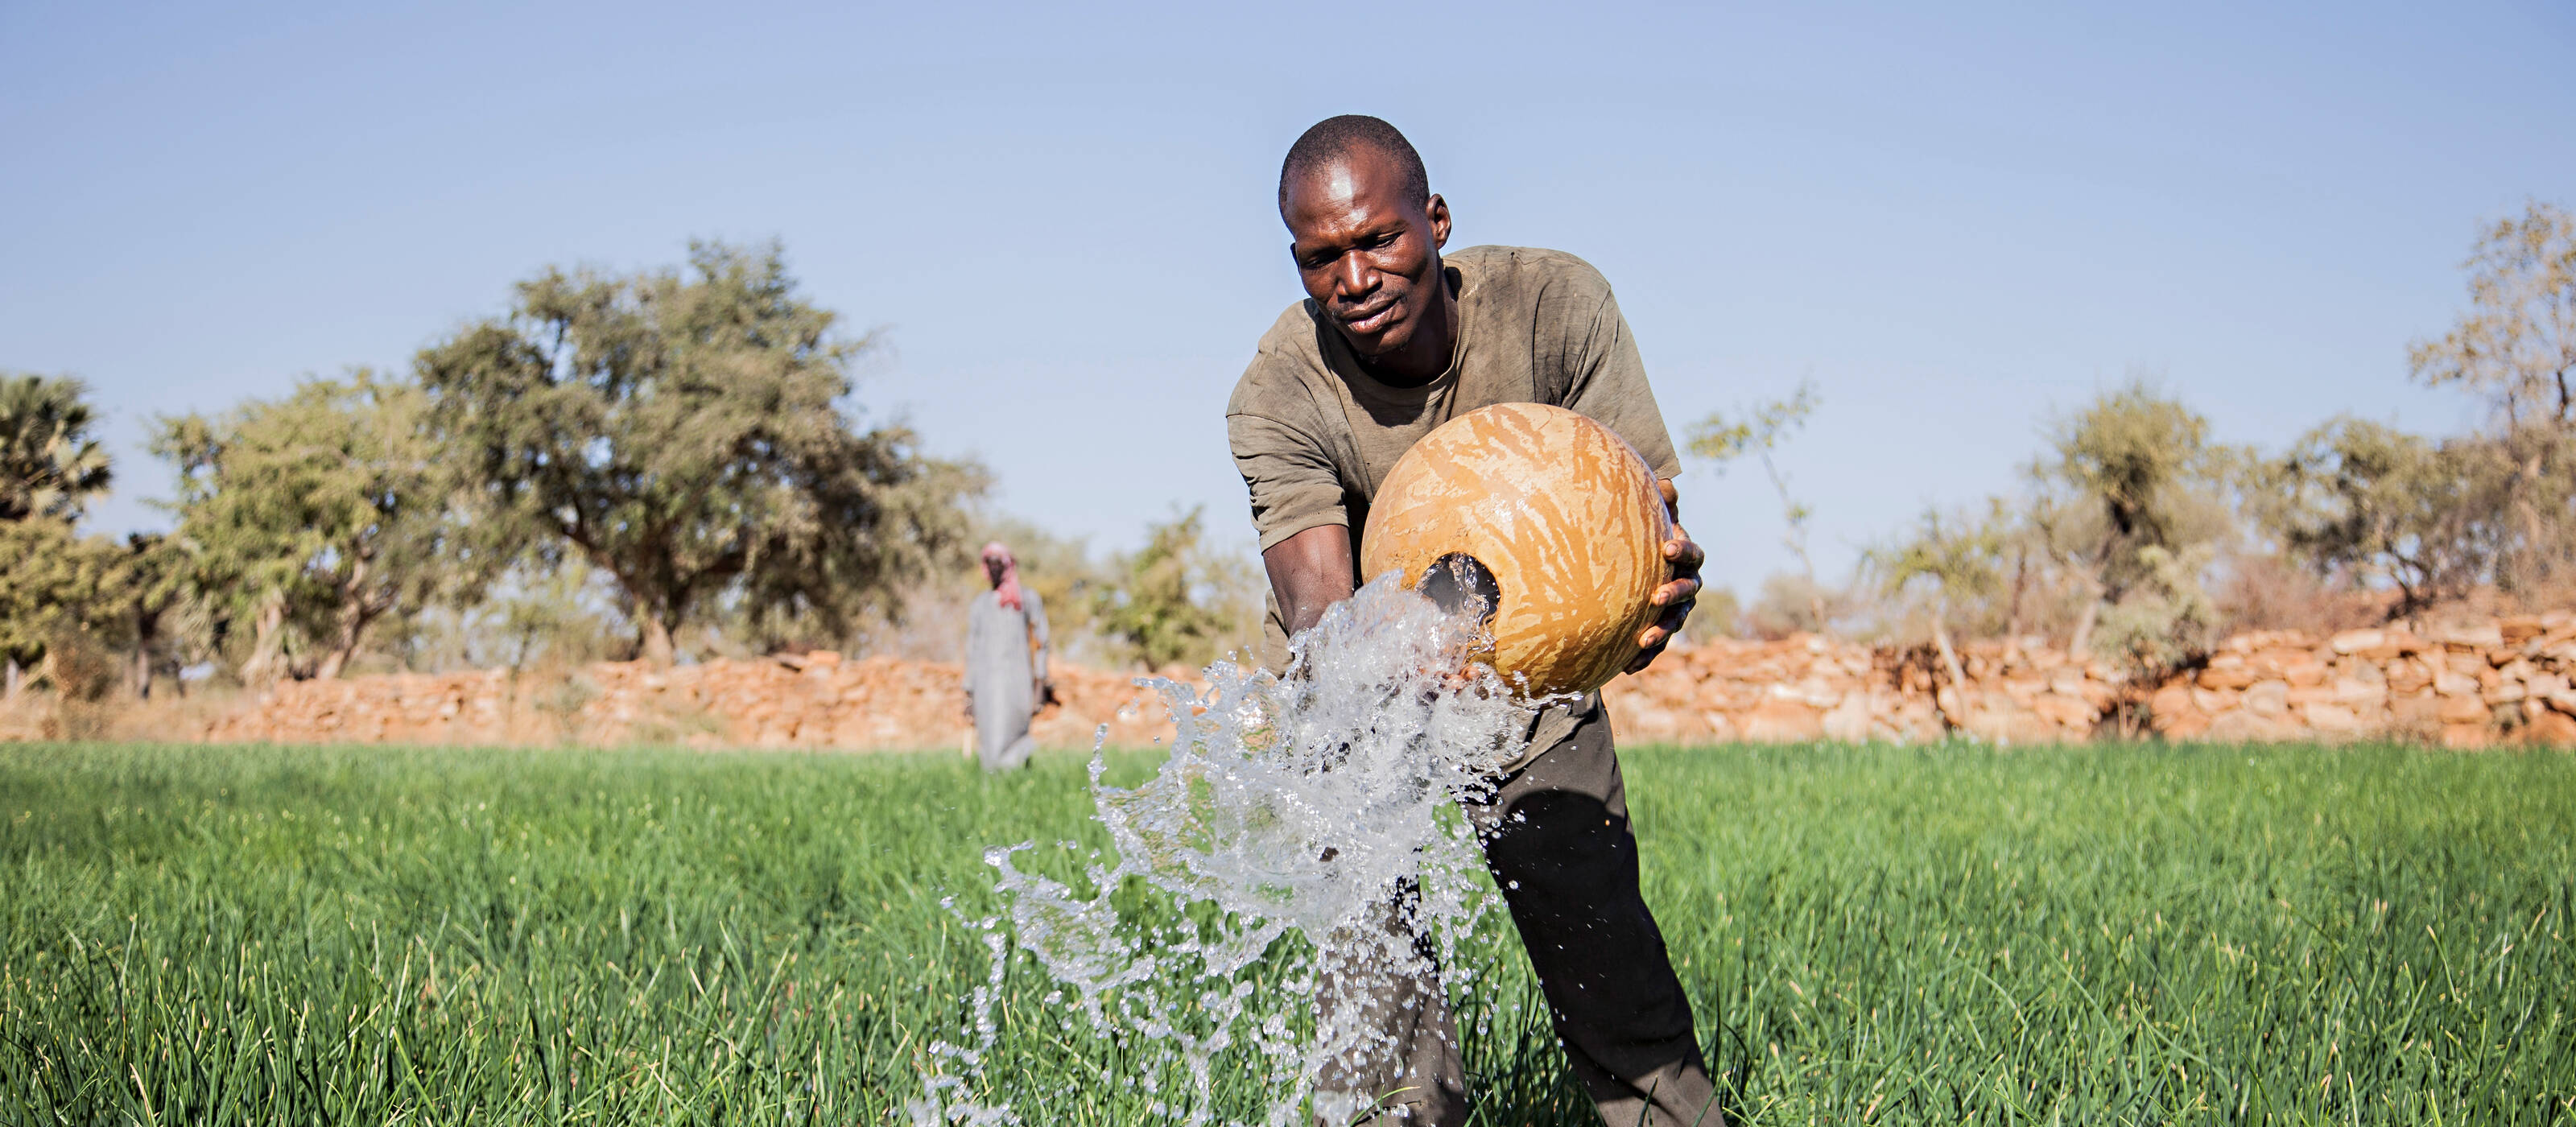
[2,741,2570,1125]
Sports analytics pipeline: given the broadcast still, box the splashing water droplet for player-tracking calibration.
[913,575,1547,1123]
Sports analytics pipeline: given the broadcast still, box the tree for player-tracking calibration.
[0,373,113,523]
[155,370,452,682]
[1096,507,1255,671]
[110,533,192,699]
[1868,502,2008,716]
[2029,382,2235,662]
[2245,416,2507,621]
[1,374,116,698]
[1682,584,1743,642]
[2408,200,2576,586]
[417,241,985,665]
[1743,572,1837,638]
[1687,381,1825,629]
[2091,543,2219,711]
[0,518,124,700]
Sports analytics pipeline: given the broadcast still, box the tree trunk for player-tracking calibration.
[639,614,678,667]
[129,609,159,700]
[2068,599,2100,663]
[315,632,354,680]
[3,658,19,703]
[315,599,375,681]
[240,597,291,687]
[2516,448,2548,581]
[2004,549,2030,642]
[2067,567,2106,661]
[1932,605,1970,729]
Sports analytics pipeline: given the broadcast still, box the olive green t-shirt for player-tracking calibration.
[1225,245,1684,715]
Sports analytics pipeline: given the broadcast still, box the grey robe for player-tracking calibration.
[964,588,1049,771]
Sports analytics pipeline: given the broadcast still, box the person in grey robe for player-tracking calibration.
[964,541,1050,771]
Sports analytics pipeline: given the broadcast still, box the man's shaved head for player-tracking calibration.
[1276,115,1454,382]
[1277,114,1430,214]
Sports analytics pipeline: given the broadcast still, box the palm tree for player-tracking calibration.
[0,373,114,699]
[0,373,113,522]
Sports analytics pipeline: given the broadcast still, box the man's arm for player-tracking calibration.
[1625,478,1704,674]
[1262,524,1358,638]
[1550,272,1695,672]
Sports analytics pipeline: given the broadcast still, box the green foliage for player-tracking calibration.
[2,741,2569,1123]
[1684,381,1818,468]
[1867,502,2015,698]
[2033,382,2231,591]
[1687,383,1827,624]
[1744,572,1839,639]
[2030,382,2235,668]
[1868,502,2009,612]
[111,532,198,698]
[416,241,986,664]
[1095,507,1255,670]
[2409,200,2576,431]
[0,519,124,677]
[2406,200,2576,589]
[155,369,452,681]
[1682,585,1742,642]
[0,372,112,523]
[397,560,630,672]
[2247,417,2510,617]
[2092,543,2219,684]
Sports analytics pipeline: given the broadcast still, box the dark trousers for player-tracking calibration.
[1315,702,1717,1126]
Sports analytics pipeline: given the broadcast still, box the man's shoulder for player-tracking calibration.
[1227,300,1331,419]
[1451,245,1616,302]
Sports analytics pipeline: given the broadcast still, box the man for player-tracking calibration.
[1228,116,1716,1126]
[963,541,1050,772]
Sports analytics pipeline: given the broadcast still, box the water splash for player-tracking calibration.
[912,573,1543,1125]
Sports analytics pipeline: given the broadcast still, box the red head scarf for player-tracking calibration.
[980,542,1024,611]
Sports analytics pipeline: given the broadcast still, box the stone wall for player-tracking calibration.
[2143,617,2576,749]
[27,611,2576,751]
[192,653,1199,752]
[1604,612,2576,750]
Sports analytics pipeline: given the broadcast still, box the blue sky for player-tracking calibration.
[6,1,2572,601]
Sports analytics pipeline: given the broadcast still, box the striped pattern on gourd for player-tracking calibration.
[1360,402,1671,699]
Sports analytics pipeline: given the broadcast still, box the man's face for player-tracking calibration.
[985,557,1007,586]
[1282,148,1451,361]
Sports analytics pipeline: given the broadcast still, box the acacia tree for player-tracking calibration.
[417,242,984,665]
[114,533,192,698]
[155,370,452,682]
[1095,507,1253,671]
[2246,416,2509,621]
[2408,200,2576,585]
[2029,382,2235,663]
[1869,502,2008,720]
[1688,382,1827,630]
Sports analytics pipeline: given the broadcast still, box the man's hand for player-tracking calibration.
[1626,479,1703,675]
